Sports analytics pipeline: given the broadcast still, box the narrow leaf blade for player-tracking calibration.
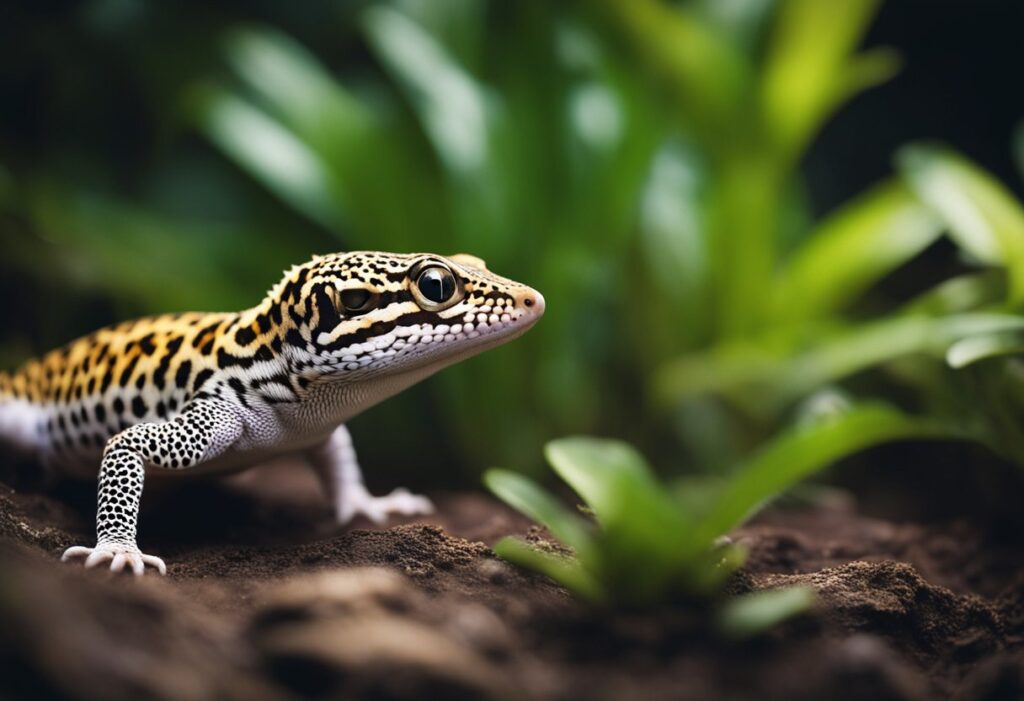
[484,469,594,554]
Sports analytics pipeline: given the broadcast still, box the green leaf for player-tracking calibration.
[584,0,748,136]
[190,86,343,231]
[901,271,1006,316]
[760,0,887,159]
[492,537,605,603]
[657,313,1024,410]
[716,586,816,638]
[484,470,594,554]
[773,179,942,322]
[947,333,1024,369]
[362,6,490,178]
[544,437,680,531]
[698,404,954,541]
[897,144,1024,304]
[223,27,371,151]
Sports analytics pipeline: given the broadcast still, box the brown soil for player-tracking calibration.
[0,459,1021,701]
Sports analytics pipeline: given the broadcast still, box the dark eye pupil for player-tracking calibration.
[418,268,456,303]
[340,288,372,312]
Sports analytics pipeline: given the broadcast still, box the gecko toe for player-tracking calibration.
[84,550,114,568]
[61,546,92,561]
[141,554,167,575]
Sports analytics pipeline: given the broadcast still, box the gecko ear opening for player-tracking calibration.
[448,253,488,271]
[340,288,379,315]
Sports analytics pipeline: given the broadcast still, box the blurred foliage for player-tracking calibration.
[1,0,1023,484]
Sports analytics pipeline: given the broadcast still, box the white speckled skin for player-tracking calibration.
[0,251,544,575]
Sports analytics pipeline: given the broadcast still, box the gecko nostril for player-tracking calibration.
[524,297,534,307]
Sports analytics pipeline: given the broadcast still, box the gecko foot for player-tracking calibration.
[337,487,435,525]
[61,543,167,576]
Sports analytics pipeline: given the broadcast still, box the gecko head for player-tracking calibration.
[278,251,545,381]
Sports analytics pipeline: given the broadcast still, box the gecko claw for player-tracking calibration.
[62,543,166,576]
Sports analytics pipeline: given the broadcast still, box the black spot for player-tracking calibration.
[256,314,272,333]
[119,356,140,387]
[175,361,193,390]
[132,396,147,419]
[100,366,115,394]
[217,348,253,370]
[138,334,157,356]
[154,336,183,390]
[95,404,107,423]
[235,326,257,345]
[135,373,146,390]
[112,397,125,415]
[193,320,222,348]
[285,329,305,348]
[192,368,214,392]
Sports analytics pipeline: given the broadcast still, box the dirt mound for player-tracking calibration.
[0,461,1020,701]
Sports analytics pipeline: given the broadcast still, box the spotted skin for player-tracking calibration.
[0,252,545,575]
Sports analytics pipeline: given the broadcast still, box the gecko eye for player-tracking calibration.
[340,288,378,315]
[412,265,461,310]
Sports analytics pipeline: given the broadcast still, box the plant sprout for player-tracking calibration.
[486,404,952,630]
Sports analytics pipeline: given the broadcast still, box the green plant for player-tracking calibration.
[485,404,950,622]
[654,144,1024,467]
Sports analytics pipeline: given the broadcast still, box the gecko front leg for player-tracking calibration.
[308,424,434,525]
[61,399,244,576]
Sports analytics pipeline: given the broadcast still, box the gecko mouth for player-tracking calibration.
[334,290,545,376]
